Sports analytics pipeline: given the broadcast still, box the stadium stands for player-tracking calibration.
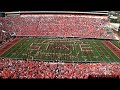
[0,31,2,42]
[0,14,114,39]
[0,13,119,79]
[0,58,120,79]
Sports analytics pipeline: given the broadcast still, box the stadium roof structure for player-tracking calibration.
[3,11,109,15]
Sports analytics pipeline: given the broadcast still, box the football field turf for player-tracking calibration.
[1,38,120,62]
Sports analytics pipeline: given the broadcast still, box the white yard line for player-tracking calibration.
[14,39,34,59]
[4,39,23,58]
[73,44,75,51]
[79,44,83,51]
[79,44,87,62]
[73,43,79,62]
[90,40,104,62]
[89,41,103,62]
[83,42,92,62]
[46,43,49,50]
[80,42,92,62]
[89,42,100,62]
[9,39,26,58]
[97,41,111,62]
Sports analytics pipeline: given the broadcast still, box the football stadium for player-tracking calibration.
[0,11,120,79]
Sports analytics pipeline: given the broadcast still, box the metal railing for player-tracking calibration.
[2,11,108,15]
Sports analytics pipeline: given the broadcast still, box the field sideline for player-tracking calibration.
[0,37,120,62]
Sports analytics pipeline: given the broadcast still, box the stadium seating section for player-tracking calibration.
[0,14,114,39]
[0,58,120,79]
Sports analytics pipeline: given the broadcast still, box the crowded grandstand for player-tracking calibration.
[0,11,120,79]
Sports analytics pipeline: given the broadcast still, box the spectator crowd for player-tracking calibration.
[0,58,120,79]
[0,14,114,39]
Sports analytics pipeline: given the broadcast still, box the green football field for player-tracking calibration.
[1,37,120,62]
